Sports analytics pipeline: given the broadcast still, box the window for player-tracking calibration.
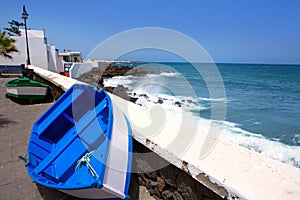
[63,56,69,62]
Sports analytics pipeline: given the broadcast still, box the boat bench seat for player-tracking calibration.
[33,108,108,182]
[33,127,79,175]
[32,86,110,183]
[35,89,83,136]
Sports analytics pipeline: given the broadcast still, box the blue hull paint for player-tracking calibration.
[25,84,132,199]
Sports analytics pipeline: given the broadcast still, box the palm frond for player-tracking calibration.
[0,31,19,60]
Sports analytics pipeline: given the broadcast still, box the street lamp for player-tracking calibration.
[22,5,31,65]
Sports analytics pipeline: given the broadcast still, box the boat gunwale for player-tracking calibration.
[5,77,49,88]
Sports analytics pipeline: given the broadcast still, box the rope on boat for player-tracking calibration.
[95,85,101,91]
[75,151,99,179]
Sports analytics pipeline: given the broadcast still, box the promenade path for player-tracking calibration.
[0,77,78,200]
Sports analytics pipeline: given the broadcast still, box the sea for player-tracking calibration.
[104,62,300,168]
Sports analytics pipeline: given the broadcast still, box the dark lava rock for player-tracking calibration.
[162,190,174,200]
[104,85,137,103]
[157,177,166,192]
[139,94,149,99]
[173,191,184,200]
[101,65,133,78]
[174,101,181,107]
[157,99,164,104]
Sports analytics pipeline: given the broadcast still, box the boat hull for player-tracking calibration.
[60,187,119,199]
[5,77,48,103]
[6,86,47,100]
[25,84,132,199]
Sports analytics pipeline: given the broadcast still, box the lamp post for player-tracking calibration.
[22,5,31,65]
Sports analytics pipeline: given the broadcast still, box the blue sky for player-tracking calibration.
[1,0,299,64]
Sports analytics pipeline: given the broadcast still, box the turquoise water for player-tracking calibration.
[107,62,300,167]
[218,64,300,146]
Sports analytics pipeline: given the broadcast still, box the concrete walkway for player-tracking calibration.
[0,77,79,200]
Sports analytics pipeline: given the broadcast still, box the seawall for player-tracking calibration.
[29,65,300,200]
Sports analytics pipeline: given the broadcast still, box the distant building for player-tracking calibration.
[58,50,83,76]
[59,50,82,63]
[0,29,63,73]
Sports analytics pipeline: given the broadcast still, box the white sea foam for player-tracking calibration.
[198,97,226,102]
[127,89,207,112]
[103,75,136,87]
[220,121,300,168]
[292,134,300,145]
[160,72,180,76]
[103,72,179,88]
[146,72,180,78]
[146,74,160,78]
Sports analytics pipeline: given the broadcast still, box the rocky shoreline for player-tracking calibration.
[76,63,156,103]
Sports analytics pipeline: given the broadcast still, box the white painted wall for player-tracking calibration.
[0,33,27,65]
[47,45,61,73]
[0,29,61,72]
[69,62,98,78]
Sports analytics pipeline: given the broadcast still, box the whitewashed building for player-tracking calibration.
[0,29,63,73]
[59,51,82,63]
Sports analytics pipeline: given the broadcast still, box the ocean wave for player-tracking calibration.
[104,71,180,87]
[198,97,226,102]
[146,72,180,78]
[145,74,160,78]
[127,89,207,112]
[103,75,136,87]
[220,121,300,168]
[292,134,300,146]
[160,72,180,76]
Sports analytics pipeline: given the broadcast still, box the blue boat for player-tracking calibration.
[25,84,132,199]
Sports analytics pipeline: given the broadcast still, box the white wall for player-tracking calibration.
[69,62,98,78]
[47,45,61,73]
[0,30,26,66]
[0,29,60,72]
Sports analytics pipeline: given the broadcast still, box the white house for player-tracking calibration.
[0,29,63,73]
[59,50,82,63]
